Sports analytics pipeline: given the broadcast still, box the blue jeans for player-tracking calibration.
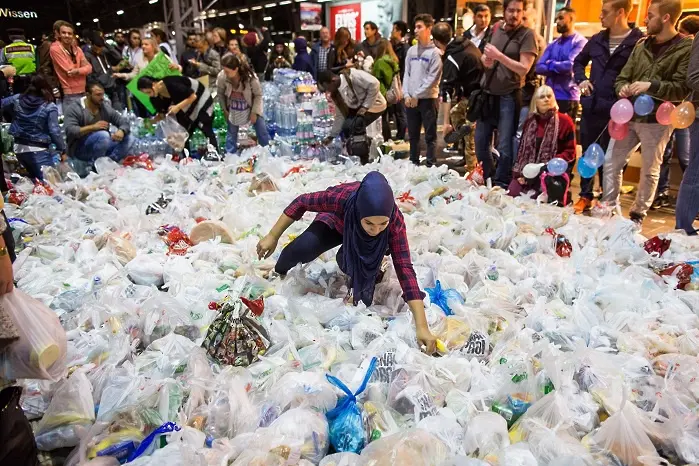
[513,105,530,165]
[17,151,55,181]
[406,98,438,165]
[578,115,611,200]
[475,93,517,187]
[225,117,270,154]
[675,119,699,234]
[73,131,135,164]
[657,127,690,195]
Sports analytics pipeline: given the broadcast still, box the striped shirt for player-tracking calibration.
[609,30,632,55]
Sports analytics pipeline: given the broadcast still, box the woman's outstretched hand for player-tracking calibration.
[416,324,437,354]
[256,234,279,259]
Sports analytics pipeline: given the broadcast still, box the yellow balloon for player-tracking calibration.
[670,102,696,129]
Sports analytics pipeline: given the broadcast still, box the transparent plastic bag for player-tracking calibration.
[270,370,337,414]
[464,411,510,458]
[0,290,67,381]
[161,116,189,152]
[267,407,330,464]
[359,428,451,466]
[319,452,361,466]
[35,370,95,450]
[126,255,165,287]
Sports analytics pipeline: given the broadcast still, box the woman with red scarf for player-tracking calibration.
[509,85,576,203]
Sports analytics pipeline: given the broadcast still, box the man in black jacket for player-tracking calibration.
[463,4,493,53]
[434,22,483,171]
[389,20,409,140]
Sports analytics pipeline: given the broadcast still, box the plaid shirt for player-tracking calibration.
[318,45,331,73]
[284,182,425,302]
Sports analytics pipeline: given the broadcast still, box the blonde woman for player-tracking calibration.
[508,85,576,201]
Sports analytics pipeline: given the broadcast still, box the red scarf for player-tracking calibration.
[513,110,559,176]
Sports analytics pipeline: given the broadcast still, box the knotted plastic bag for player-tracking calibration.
[326,357,377,453]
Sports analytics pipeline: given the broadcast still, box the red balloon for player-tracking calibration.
[656,101,675,125]
[608,121,629,140]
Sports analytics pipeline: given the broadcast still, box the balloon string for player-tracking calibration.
[637,92,693,104]
[593,122,610,145]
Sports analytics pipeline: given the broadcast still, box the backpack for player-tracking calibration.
[386,74,403,105]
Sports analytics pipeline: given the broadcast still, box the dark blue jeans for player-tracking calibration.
[226,117,270,154]
[72,131,135,164]
[675,118,699,234]
[657,127,690,195]
[275,221,342,274]
[406,98,438,165]
[578,115,611,200]
[16,151,55,181]
[475,93,517,187]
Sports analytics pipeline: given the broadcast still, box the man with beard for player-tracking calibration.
[603,0,691,227]
[114,32,127,55]
[475,0,537,187]
[535,7,587,120]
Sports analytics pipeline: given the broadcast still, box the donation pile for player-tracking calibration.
[4,147,699,466]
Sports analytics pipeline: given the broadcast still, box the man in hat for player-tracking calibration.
[0,28,36,94]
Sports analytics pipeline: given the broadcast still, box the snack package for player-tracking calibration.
[326,357,377,453]
[201,296,271,367]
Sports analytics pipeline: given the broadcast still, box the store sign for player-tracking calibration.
[0,8,38,18]
[300,2,323,31]
[328,0,404,41]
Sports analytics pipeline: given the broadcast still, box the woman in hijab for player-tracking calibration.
[257,171,436,352]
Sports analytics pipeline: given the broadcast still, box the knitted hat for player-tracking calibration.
[243,31,258,48]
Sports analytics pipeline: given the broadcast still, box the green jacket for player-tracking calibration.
[2,41,36,75]
[615,35,692,122]
[373,55,399,96]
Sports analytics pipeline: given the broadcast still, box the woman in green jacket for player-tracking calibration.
[372,39,400,141]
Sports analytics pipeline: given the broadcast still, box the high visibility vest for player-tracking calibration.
[4,41,36,75]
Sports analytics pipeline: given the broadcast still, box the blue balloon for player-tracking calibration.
[584,143,605,168]
[634,94,655,117]
[547,157,569,176]
[577,157,597,179]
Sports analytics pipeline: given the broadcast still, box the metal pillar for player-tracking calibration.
[162,0,209,58]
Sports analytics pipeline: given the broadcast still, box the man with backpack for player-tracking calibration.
[318,69,387,164]
[433,21,484,172]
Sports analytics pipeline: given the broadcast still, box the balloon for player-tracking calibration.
[608,121,629,141]
[671,102,696,129]
[547,157,568,176]
[610,99,634,124]
[633,94,654,116]
[656,101,675,125]
[583,143,605,168]
[577,157,597,179]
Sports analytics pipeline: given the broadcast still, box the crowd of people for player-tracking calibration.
[0,0,699,233]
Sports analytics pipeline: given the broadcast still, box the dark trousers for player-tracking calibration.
[407,98,438,165]
[578,114,610,200]
[557,100,580,123]
[275,221,342,274]
[388,102,407,141]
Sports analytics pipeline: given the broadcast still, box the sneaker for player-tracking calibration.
[630,211,645,228]
[444,123,472,144]
[651,192,670,210]
[574,197,592,214]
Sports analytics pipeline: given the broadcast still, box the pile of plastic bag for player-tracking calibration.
[5,146,699,466]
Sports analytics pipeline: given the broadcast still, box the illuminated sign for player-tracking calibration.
[0,9,39,18]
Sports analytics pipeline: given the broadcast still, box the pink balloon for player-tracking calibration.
[608,121,629,140]
[610,99,634,124]
[656,101,675,125]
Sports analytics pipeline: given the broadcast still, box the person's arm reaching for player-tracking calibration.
[485,30,537,77]
[169,90,197,115]
[257,183,357,258]
[388,212,436,354]
[356,72,381,111]
[198,51,221,78]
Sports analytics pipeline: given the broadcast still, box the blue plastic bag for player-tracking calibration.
[326,357,377,454]
[126,421,180,462]
[426,280,464,316]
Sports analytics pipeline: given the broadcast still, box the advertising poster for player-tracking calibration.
[300,3,323,31]
[328,0,404,41]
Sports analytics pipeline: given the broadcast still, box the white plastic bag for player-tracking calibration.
[0,290,67,381]
[161,116,190,152]
[126,255,165,287]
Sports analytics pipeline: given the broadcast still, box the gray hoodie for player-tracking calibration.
[402,41,443,100]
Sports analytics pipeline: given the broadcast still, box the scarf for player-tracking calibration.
[339,171,395,306]
[513,109,559,176]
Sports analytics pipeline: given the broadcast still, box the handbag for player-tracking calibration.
[467,26,520,123]
[346,115,370,163]
[386,74,404,105]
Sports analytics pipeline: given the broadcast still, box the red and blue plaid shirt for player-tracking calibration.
[284,182,425,302]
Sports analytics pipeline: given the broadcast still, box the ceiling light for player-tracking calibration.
[239,7,249,12]
[93,18,99,22]
[171,31,176,35]
[149,0,159,4]
[265,3,277,7]
[251,6,262,10]
[76,22,81,26]
[218,12,227,16]
[239,23,245,28]
[263,16,272,20]
[279,0,291,4]
[117,9,124,15]
[230,10,237,14]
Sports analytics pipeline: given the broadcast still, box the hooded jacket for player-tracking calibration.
[614,34,692,123]
[292,38,316,76]
[536,32,587,101]
[85,49,116,90]
[403,41,443,100]
[372,55,399,96]
[361,37,381,60]
[573,28,645,116]
[1,94,65,151]
[441,37,483,100]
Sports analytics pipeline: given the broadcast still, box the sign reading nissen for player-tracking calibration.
[0,9,38,18]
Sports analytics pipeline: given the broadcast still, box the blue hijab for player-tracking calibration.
[339,171,395,306]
